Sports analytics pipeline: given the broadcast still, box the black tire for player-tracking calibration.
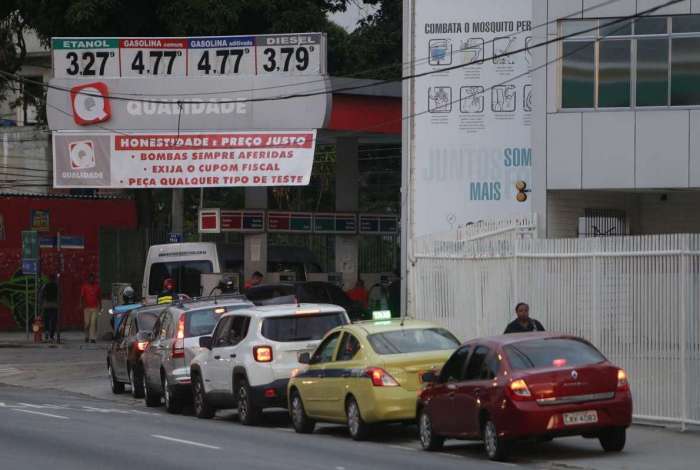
[129,366,145,399]
[193,374,216,419]
[599,427,626,452]
[144,372,162,407]
[163,374,184,414]
[108,362,125,394]
[237,378,261,425]
[483,419,510,461]
[418,408,444,451]
[346,396,371,441]
[290,390,315,434]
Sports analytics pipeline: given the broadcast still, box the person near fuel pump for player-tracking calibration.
[80,273,102,343]
[209,275,238,296]
[504,302,545,334]
[157,278,176,304]
[110,286,141,334]
[346,279,369,309]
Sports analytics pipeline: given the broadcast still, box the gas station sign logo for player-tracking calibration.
[70,82,111,125]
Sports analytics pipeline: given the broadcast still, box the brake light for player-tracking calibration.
[172,315,185,358]
[136,341,148,352]
[552,358,567,367]
[508,379,532,400]
[254,346,273,362]
[366,367,399,387]
[617,369,629,392]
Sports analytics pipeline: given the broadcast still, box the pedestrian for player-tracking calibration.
[346,279,369,309]
[157,278,175,304]
[504,302,545,334]
[40,274,59,342]
[244,271,264,290]
[80,273,102,343]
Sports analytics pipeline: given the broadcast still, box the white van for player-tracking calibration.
[142,242,220,303]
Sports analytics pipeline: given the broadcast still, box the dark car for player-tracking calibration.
[417,333,632,461]
[244,281,367,321]
[107,304,164,398]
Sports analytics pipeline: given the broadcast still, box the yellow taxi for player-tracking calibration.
[287,317,460,440]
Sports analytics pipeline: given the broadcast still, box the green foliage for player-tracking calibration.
[0,270,46,329]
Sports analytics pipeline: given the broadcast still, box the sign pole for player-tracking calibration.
[57,231,62,344]
[25,277,29,340]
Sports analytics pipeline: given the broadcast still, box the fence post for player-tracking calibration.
[593,238,601,348]
[681,236,689,431]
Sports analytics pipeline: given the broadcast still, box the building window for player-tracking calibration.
[560,15,700,109]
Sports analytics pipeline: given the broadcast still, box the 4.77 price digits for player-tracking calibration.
[197,49,246,75]
[262,46,310,72]
[131,50,181,75]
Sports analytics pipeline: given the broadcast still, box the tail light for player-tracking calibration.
[365,367,399,387]
[254,346,273,362]
[507,379,532,401]
[172,315,185,359]
[617,369,629,392]
[136,341,149,352]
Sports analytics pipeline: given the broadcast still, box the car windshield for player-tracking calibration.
[504,338,606,370]
[261,312,347,342]
[186,305,248,337]
[148,260,213,297]
[136,312,158,331]
[367,328,460,355]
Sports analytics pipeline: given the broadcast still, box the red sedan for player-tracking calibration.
[417,332,632,461]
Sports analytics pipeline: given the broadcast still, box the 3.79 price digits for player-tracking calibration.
[262,46,310,72]
[65,51,113,76]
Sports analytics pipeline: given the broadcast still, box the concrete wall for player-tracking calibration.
[533,0,700,236]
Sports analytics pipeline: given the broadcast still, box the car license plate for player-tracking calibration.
[563,410,598,426]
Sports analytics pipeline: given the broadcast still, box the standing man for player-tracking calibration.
[346,279,369,309]
[244,271,264,290]
[157,278,175,304]
[80,273,102,343]
[504,302,545,334]
[40,274,59,342]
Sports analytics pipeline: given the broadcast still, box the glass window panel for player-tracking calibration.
[635,17,667,35]
[561,20,597,38]
[561,41,595,108]
[600,18,633,37]
[671,37,700,105]
[637,38,669,106]
[599,40,631,107]
[672,15,700,33]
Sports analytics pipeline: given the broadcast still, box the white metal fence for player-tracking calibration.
[412,228,700,429]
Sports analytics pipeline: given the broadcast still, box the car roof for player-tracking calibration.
[464,332,583,347]
[134,304,167,315]
[172,297,253,312]
[219,303,347,319]
[345,319,443,336]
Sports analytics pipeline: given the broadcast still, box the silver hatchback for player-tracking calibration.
[140,297,252,413]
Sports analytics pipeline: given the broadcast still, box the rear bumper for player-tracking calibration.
[497,392,633,439]
[359,387,419,424]
[250,379,289,409]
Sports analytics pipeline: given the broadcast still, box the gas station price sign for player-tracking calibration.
[221,210,265,232]
[359,214,399,235]
[52,33,326,78]
[313,213,357,234]
[268,212,313,233]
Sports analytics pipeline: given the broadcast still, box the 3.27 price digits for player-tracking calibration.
[262,46,310,72]
[197,49,247,75]
[65,51,114,76]
[130,50,181,75]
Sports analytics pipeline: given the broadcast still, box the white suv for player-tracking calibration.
[190,303,349,424]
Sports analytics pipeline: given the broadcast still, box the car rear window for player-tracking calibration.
[367,328,460,355]
[261,312,347,342]
[504,338,606,370]
[136,312,158,332]
[186,305,248,337]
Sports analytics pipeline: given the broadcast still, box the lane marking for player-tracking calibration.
[151,434,221,450]
[275,427,294,432]
[387,444,417,451]
[12,409,69,420]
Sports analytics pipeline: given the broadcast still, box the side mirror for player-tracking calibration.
[420,371,437,385]
[199,336,212,349]
[298,352,311,364]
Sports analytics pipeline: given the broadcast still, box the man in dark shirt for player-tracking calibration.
[504,302,545,334]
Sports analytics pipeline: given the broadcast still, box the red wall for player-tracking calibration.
[327,94,401,135]
[0,196,137,330]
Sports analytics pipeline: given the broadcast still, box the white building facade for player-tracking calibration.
[532,0,700,237]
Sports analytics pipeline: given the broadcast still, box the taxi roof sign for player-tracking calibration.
[371,310,392,320]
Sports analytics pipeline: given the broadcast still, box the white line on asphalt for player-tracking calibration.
[151,434,221,450]
[275,427,294,432]
[12,409,69,420]
[387,444,417,451]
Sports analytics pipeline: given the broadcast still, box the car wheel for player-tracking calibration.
[237,378,261,425]
[108,363,125,394]
[483,419,510,461]
[599,427,626,452]
[163,375,184,414]
[193,374,216,419]
[346,396,371,441]
[418,408,444,451]
[144,372,162,407]
[290,390,315,434]
[129,366,145,399]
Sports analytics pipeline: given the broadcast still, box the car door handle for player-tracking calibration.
[447,383,457,390]
[341,371,351,378]
[214,355,221,360]
[229,354,236,358]
[474,388,481,396]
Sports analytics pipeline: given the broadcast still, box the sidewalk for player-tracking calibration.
[0,330,106,349]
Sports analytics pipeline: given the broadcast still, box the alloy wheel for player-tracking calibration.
[238,385,248,421]
[291,396,303,427]
[419,412,432,447]
[347,401,360,436]
[484,421,498,458]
